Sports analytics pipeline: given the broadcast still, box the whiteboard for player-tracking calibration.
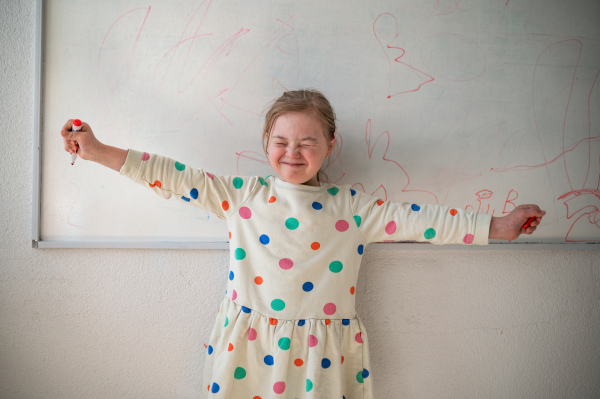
[34,0,600,247]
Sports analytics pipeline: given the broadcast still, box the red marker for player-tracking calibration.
[70,119,82,165]
[522,217,535,229]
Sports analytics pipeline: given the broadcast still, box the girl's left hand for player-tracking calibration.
[489,204,546,241]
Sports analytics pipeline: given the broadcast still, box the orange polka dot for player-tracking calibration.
[311,242,320,250]
[341,356,345,364]
[253,397,262,399]
[294,359,304,367]
[222,201,229,211]
[207,385,210,391]
[376,200,384,206]
[350,286,355,295]
[254,276,263,285]
[228,343,234,351]
[450,209,458,216]
[229,231,232,239]
[325,319,331,325]
[269,196,276,203]
[270,318,278,326]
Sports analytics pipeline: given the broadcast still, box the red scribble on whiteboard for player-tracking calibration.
[351,120,438,202]
[490,40,600,242]
[373,13,434,98]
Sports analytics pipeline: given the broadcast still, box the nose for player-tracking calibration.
[286,145,301,157]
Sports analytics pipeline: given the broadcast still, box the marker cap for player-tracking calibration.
[72,119,82,132]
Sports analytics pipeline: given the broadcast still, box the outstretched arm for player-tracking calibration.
[489,204,546,241]
[61,119,128,172]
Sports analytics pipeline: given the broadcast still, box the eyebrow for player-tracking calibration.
[271,135,318,142]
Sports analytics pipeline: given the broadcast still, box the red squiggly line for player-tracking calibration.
[373,13,434,98]
[364,120,438,203]
[98,7,152,68]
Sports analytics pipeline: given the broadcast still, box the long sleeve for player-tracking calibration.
[119,149,263,220]
[348,189,491,245]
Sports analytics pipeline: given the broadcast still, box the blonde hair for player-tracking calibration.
[262,89,336,182]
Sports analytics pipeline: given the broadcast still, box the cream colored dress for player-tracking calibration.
[120,149,491,399]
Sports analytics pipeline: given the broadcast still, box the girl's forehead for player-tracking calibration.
[271,111,327,139]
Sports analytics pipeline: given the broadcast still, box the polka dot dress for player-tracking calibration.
[120,150,492,398]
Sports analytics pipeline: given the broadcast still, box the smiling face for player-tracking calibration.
[267,111,334,186]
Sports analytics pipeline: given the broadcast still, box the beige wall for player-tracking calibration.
[1,2,598,398]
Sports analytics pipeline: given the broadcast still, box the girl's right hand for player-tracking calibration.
[61,119,102,162]
[60,120,128,171]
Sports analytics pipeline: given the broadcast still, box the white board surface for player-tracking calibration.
[36,0,600,246]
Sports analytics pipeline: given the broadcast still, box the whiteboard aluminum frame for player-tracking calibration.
[30,0,599,250]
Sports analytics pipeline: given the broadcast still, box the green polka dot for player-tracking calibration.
[424,228,436,240]
[278,337,291,350]
[174,161,185,171]
[327,187,339,196]
[232,177,244,189]
[329,261,343,273]
[234,248,246,260]
[224,317,229,327]
[306,379,313,392]
[271,299,285,311]
[234,367,246,379]
[356,370,364,383]
[258,177,268,186]
[353,215,362,227]
[285,218,299,230]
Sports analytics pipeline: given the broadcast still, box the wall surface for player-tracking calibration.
[1,2,599,399]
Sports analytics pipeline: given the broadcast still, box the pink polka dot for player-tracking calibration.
[463,234,474,244]
[239,207,252,219]
[141,152,150,161]
[273,381,286,394]
[335,220,349,232]
[248,328,257,341]
[206,172,214,180]
[323,303,336,315]
[309,335,318,347]
[279,258,294,270]
[355,332,363,344]
[385,221,397,235]
[232,290,237,300]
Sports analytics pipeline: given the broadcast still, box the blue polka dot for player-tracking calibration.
[208,345,213,355]
[322,358,331,369]
[342,319,350,325]
[264,355,274,366]
[302,282,314,292]
[298,320,306,326]
[190,188,198,200]
[181,196,190,202]
[242,306,251,313]
[362,368,370,378]
[228,271,234,280]
[312,201,323,210]
[259,234,270,245]
[411,204,421,211]
[211,382,220,393]
[357,244,364,255]
[350,189,356,196]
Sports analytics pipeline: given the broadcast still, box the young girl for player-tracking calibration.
[61,89,545,398]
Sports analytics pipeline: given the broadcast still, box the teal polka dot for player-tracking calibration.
[174,161,185,171]
[233,177,243,189]
[224,317,229,327]
[424,228,436,240]
[353,215,362,227]
[278,337,291,350]
[234,367,246,379]
[285,218,299,230]
[306,379,313,392]
[356,370,364,383]
[327,187,339,196]
[271,299,286,311]
[235,248,246,260]
[329,261,343,273]
[259,177,268,186]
